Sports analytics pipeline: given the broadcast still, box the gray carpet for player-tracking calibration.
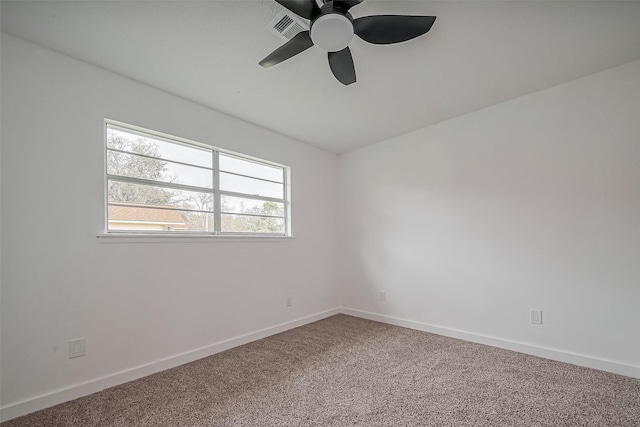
[3,314,639,426]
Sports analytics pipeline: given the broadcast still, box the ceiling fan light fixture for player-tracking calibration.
[310,13,354,52]
[262,0,437,85]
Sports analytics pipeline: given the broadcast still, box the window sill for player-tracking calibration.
[96,233,295,243]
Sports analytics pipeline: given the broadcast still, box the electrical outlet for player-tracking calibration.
[69,338,86,358]
[379,290,386,302]
[530,309,543,325]
[286,296,292,307]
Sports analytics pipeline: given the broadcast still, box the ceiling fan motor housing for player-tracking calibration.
[310,5,354,52]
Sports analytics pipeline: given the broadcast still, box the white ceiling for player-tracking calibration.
[2,1,640,153]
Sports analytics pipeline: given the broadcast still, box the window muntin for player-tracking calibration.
[219,172,284,199]
[105,122,289,236]
[107,151,213,188]
[219,154,283,183]
[221,195,284,216]
[108,181,215,212]
[107,128,212,168]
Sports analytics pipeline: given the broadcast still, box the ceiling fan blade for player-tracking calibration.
[354,15,436,45]
[332,0,363,11]
[328,47,356,85]
[259,31,314,68]
[274,0,321,20]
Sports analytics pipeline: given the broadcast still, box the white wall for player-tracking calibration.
[0,33,339,415]
[339,60,640,375]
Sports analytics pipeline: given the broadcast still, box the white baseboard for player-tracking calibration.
[0,308,341,422]
[341,307,640,379]
[4,306,638,422]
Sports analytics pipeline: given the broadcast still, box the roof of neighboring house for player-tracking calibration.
[108,203,188,227]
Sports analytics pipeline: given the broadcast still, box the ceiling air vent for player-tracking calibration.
[268,10,309,41]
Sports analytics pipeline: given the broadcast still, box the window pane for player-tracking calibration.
[221,214,285,234]
[108,180,214,212]
[219,172,283,199]
[107,127,212,168]
[221,196,284,217]
[220,154,283,183]
[108,205,214,233]
[177,211,216,232]
[105,123,290,236]
[107,150,212,188]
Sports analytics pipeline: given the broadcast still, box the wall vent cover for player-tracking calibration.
[268,10,309,41]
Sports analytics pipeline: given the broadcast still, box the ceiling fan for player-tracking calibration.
[259,0,436,85]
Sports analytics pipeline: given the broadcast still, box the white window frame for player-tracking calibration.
[104,120,291,237]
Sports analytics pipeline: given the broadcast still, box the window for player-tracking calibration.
[105,121,289,236]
